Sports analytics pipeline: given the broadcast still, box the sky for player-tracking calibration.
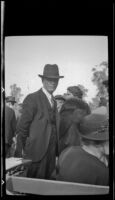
[5,36,108,103]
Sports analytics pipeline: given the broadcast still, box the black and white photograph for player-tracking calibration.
[1,2,114,197]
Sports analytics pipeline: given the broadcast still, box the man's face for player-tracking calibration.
[42,77,59,94]
[56,99,65,112]
[103,141,109,155]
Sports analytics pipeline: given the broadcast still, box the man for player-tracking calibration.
[55,95,65,112]
[6,96,16,109]
[5,96,17,157]
[56,113,109,186]
[15,64,64,179]
[15,103,23,124]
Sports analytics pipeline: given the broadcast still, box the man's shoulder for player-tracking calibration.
[59,146,82,164]
[24,89,42,101]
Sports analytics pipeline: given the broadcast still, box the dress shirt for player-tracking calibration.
[42,87,54,107]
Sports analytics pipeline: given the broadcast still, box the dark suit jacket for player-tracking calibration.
[5,105,16,145]
[16,89,59,162]
[57,146,109,186]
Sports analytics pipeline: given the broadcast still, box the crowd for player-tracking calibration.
[5,64,109,186]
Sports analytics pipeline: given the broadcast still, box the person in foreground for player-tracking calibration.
[56,113,109,186]
[54,95,65,113]
[15,64,64,179]
[5,96,17,157]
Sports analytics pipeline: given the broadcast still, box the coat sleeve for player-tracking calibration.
[15,94,37,152]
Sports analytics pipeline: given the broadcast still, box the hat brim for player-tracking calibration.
[6,100,16,103]
[80,131,109,141]
[38,74,64,79]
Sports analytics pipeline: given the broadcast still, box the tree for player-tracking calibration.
[89,97,100,111]
[77,84,88,99]
[10,84,23,103]
[91,61,108,99]
[89,61,108,111]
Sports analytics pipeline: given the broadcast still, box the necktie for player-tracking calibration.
[51,95,54,108]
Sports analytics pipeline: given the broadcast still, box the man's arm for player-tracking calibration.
[15,94,36,156]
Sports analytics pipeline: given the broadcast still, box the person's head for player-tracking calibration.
[38,64,64,94]
[66,86,83,99]
[55,95,65,112]
[79,113,109,155]
[42,77,59,94]
[5,96,16,108]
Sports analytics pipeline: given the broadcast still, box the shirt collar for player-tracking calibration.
[42,87,52,100]
[42,87,55,108]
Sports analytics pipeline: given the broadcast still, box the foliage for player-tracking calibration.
[10,84,23,103]
[90,61,108,110]
[77,84,88,98]
[89,97,100,111]
[91,61,108,98]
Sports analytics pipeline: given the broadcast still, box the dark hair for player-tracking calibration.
[67,86,83,99]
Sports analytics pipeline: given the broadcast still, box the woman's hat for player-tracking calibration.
[79,114,109,141]
[38,64,64,79]
[6,96,16,103]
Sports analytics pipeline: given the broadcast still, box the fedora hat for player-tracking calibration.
[55,95,65,101]
[38,64,64,79]
[79,114,109,141]
[6,96,16,103]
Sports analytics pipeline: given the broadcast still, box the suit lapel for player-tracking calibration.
[39,89,51,121]
[39,89,60,154]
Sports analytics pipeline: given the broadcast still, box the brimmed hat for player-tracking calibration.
[55,95,65,101]
[79,114,109,141]
[6,96,16,103]
[38,64,64,79]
